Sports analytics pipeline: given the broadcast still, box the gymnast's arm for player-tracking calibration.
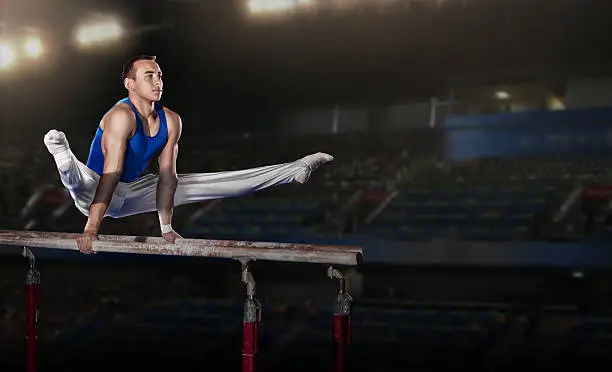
[83,108,133,234]
[156,110,182,236]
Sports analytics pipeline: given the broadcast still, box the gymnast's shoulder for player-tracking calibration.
[160,105,183,135]
[100,103,137,132]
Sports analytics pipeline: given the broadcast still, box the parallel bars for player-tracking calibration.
[0,230,363,372]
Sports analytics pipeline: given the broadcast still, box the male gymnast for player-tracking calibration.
[44,55,333,254]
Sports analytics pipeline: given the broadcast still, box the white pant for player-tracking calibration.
[55,149,311,219]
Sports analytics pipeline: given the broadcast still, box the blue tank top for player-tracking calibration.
[86,98,169,183]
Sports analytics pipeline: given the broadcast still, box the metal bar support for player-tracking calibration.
[241,259,261,372]
[24,247,40,372]
[328,266,352,372]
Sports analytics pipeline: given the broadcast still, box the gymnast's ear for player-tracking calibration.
[124,77,133,91]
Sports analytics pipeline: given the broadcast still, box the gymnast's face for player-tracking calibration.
[126,59,163,102]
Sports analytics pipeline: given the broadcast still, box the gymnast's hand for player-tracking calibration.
[162,230,182,244]
[77,230,98,254]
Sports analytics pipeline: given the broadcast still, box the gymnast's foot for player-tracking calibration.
[44,129,72,171]
[294,152,334,184]
[44,129,69,154]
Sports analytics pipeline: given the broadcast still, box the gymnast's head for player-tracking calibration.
[122,55,163,102]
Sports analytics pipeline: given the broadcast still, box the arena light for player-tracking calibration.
[247,0,305,14]
[22,37,43,59]
[0,42,17,71]
[74,18,123,47]
[495,91,510,100]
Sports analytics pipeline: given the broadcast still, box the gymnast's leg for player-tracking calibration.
[113,152,334,219]
[43,129,101,216]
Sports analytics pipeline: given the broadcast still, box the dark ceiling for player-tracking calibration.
[2,0,612,108]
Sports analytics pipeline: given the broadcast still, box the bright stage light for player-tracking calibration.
[75,18,123,47]
[23,37,43,58]
[247,0,297,14]
[0,42,17,71]
[495,91,510,100]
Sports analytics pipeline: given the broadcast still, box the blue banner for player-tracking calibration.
[444,107,612,160]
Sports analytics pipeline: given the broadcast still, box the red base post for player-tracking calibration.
[24,247,40,372]
[333,314,351,372]
[241,260,261,372]
[328,266,353,372]
[242,320,259,372]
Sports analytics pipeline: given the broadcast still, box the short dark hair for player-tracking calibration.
[122,55,157,80]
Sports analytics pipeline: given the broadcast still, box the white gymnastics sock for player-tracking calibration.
[294,152,334,184]
[44,129,73,172]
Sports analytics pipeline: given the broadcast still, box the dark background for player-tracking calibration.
[2,1,612,371]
